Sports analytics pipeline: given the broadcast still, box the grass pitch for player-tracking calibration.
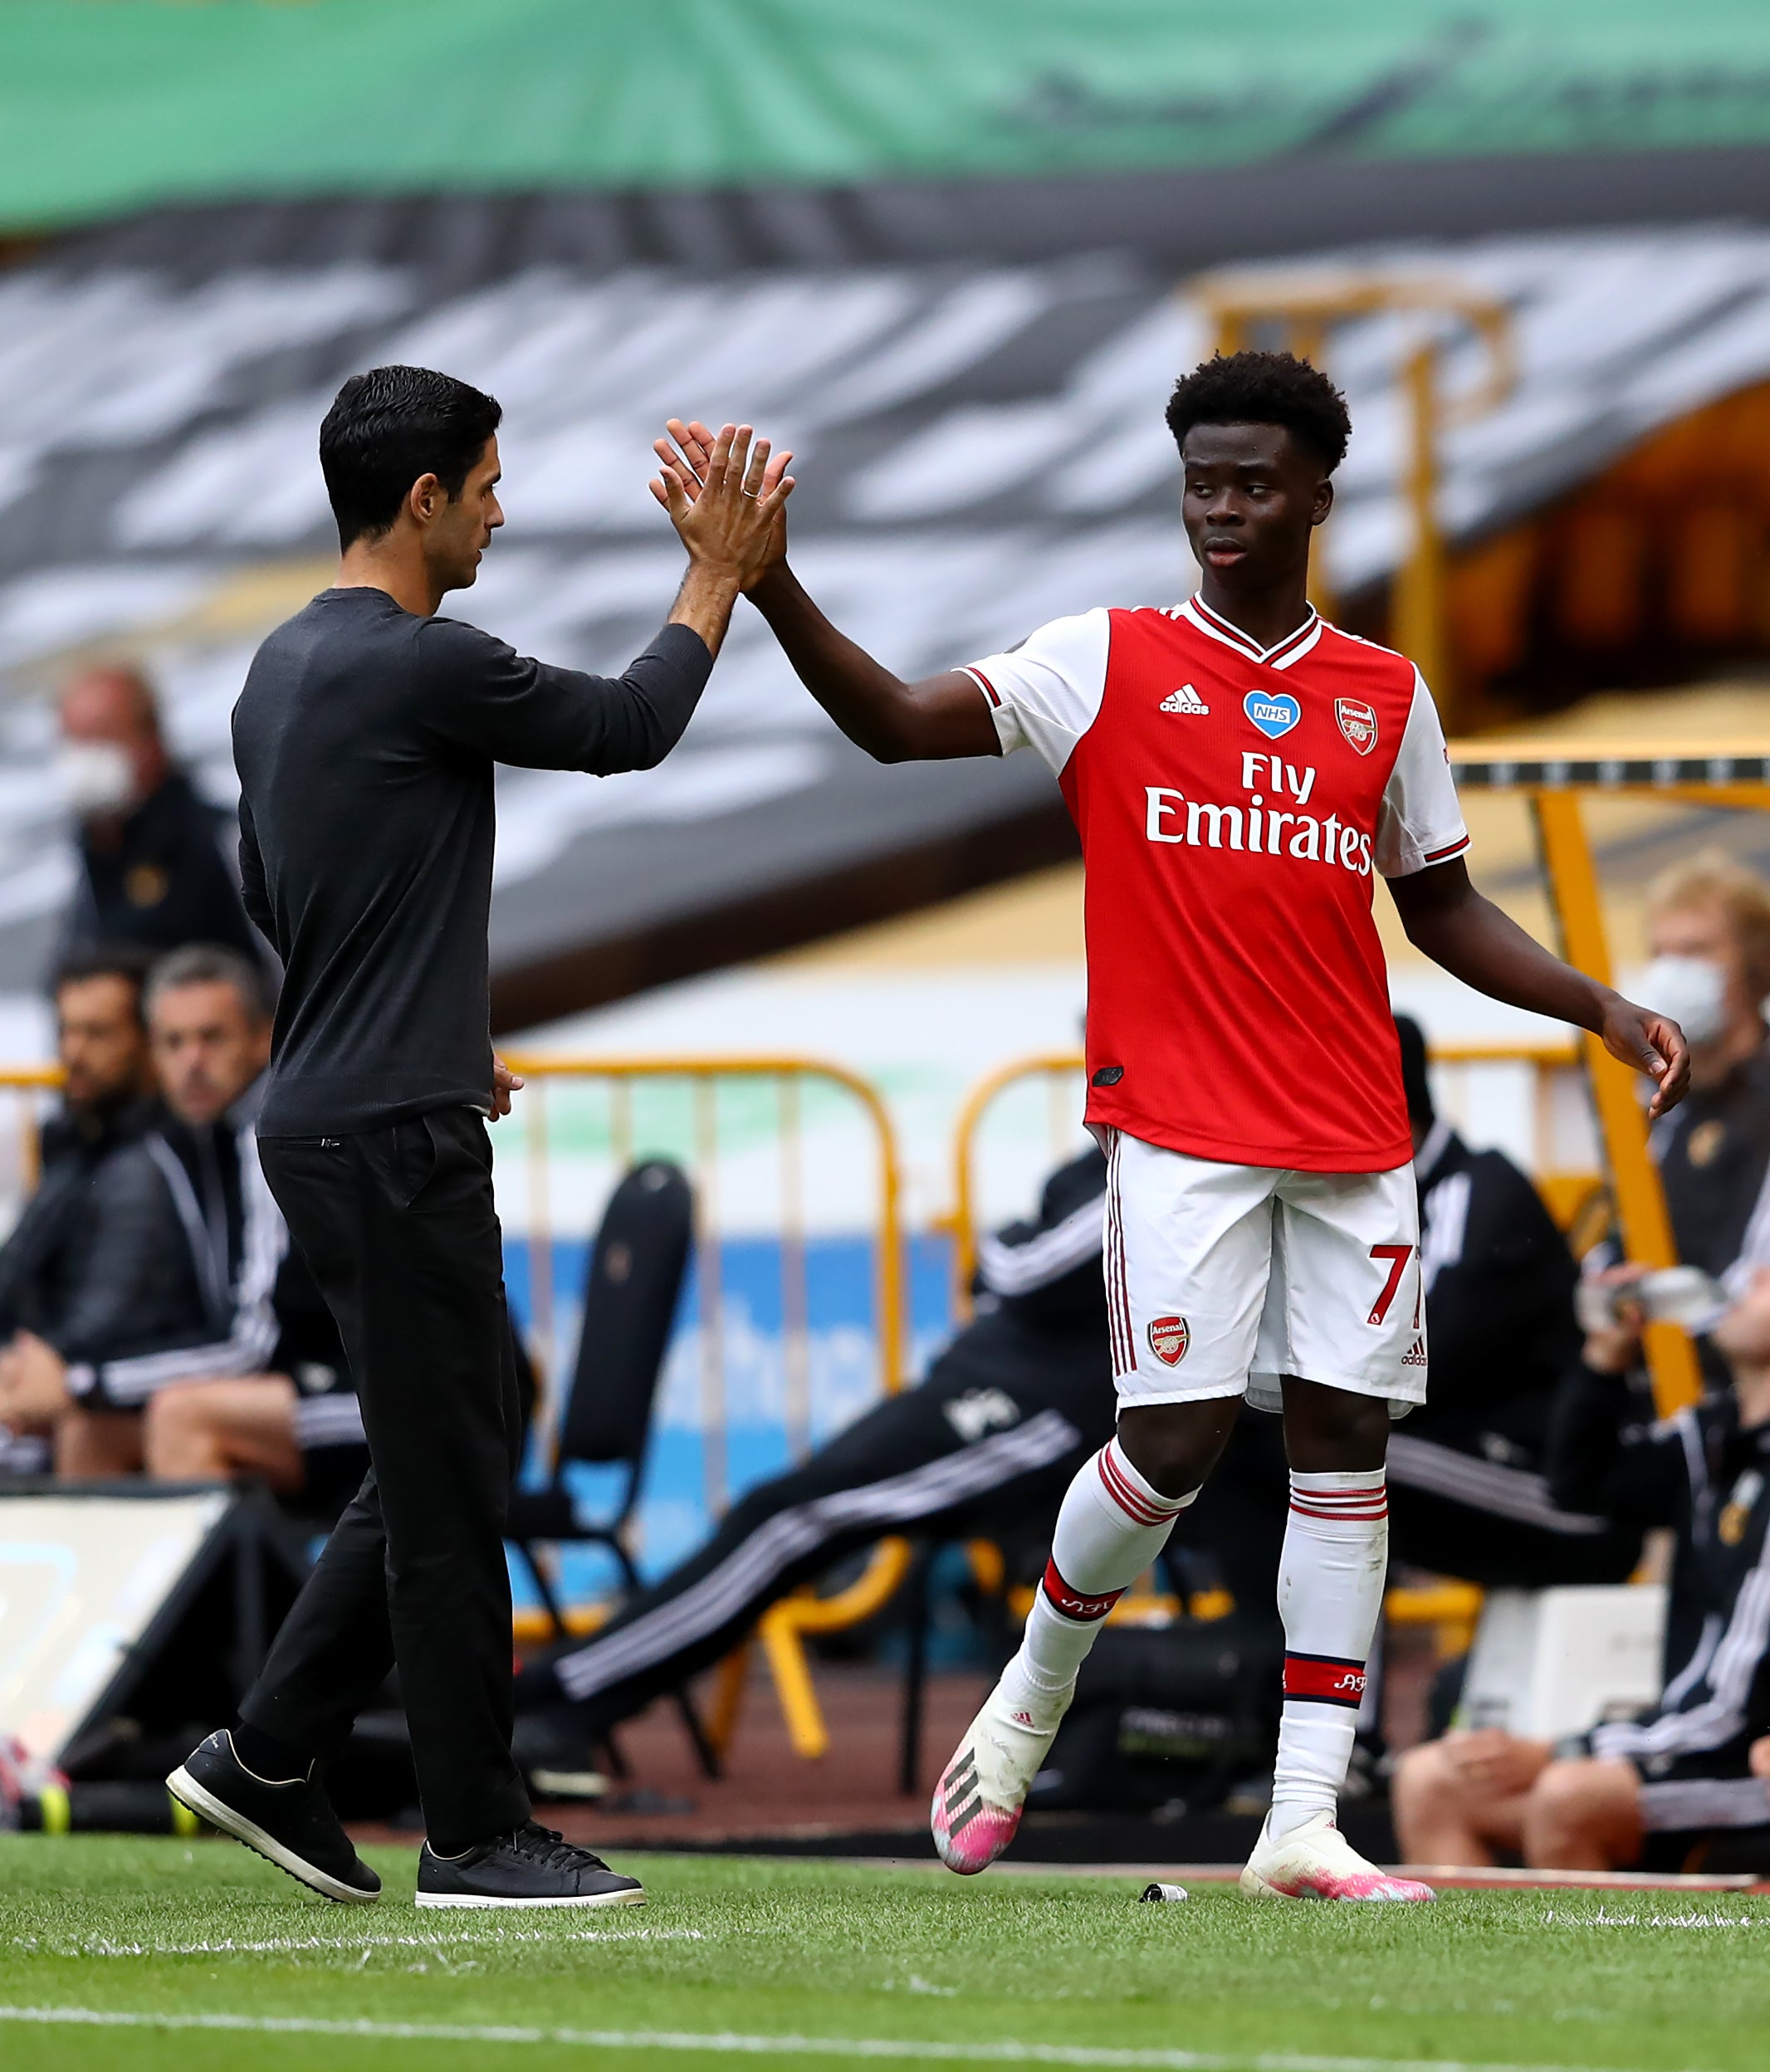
[2,1837,1769,2071]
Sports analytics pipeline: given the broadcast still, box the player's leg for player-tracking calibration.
[934,1138,1272,1872]
[1240,1165,1434,1903]
[143,1376,303,1492]
[1523,1757,1642,1870]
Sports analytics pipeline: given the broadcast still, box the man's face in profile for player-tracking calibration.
[426,435,504,594]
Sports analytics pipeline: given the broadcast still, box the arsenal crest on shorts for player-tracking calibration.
[1335,697,1378,755]
[1147,1315,1190,1366]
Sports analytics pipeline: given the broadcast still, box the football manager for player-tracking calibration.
[167,368,791,1911]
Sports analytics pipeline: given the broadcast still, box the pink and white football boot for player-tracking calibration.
[931,1677,1070,1874]
[1239,1811,1435,1903]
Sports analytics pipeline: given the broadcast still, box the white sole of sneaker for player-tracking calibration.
[165,1766,379,1906]
[413,1888,647,1909]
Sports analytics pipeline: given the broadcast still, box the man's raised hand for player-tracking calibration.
[652,418,793,592]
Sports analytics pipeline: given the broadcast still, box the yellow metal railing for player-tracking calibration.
[497,1054,917,1759]
[0,1066,65,1201]
[1450,740,1770,1417]
[501,1055,907,1504]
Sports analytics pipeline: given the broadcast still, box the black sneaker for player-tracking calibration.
[415,1820,645,1909]
[167,1730,380,1904]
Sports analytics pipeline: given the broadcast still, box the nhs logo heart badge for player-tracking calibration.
[1244,689,1300,740]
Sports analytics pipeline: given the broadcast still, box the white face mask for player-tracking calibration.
[56,740,137,817]
[1634,953,1730,1048]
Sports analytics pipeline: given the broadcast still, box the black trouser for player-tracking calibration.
[241,1108,529,1854]
[517,1312,1115,1728]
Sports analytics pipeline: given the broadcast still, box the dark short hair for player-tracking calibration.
[53,942,157,1023]
[318,365,502,550]
[144,943,276,1027]
[1393,1014,1435,1129]
[1166,350,1352,473]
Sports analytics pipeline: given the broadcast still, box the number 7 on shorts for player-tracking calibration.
[1367,1242,1414,1327]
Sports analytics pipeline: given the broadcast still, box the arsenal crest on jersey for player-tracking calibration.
[1336,698,1378,755]
[1147,1315,1190,1366]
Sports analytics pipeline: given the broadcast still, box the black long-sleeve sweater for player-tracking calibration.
[232,588,711,1136]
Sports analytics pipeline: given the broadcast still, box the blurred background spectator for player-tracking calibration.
[1640,853,1770,1279]
[1,943,364,1512]
[1393,1262,1770,1873]
[56,666,261,974]
[0,944,157,1473]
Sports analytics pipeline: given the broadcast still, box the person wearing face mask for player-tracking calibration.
[56,666,262,971]
[1636,853,1770,1282]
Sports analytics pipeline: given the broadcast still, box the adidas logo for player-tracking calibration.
[1159,683,1209,715]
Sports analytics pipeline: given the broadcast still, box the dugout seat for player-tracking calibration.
[506,1158,719,1776]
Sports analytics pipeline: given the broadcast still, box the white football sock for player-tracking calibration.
[1000,1439,1196,1716]
[1269,1467,1388,1840]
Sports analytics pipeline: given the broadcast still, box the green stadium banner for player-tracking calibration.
[4,0,1770,232]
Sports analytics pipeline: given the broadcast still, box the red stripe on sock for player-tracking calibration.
[1289,1498,1388,1521]
[1283,1653,1368,1707]
[1041,1558,1124,1624]
[1098,1445,1172,1527]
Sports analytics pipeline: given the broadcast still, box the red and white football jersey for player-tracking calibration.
[964,596,1469,1174]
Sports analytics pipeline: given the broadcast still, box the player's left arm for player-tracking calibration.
[1388,858,1689,1118]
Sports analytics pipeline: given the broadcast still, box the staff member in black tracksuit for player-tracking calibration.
[6,944,369,1512]
[1394,1262,1770,1872]
[0,945,155,1475]
[165,369,790,1910]
[513,1147,1120,1757]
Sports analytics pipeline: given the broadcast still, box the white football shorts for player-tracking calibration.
[1100,1127,1425,1414]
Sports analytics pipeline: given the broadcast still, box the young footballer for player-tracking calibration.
[655,352,1687,1901]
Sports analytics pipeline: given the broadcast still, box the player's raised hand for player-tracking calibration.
[1600,998,1689,1119]
[652,418,793,590]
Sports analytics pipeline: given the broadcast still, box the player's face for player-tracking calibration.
[425,435,505,593]
[1180,423,1331,592]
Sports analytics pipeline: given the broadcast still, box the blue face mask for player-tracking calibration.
[1635,954,1730,1048]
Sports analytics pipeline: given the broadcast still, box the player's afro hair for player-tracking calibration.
[1165,350,1351,473]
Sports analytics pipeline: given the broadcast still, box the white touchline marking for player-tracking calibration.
[7,1928,702,1957]
[0,2007,1708,2072]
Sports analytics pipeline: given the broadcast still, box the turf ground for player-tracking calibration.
[2,1837,1768,2071]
